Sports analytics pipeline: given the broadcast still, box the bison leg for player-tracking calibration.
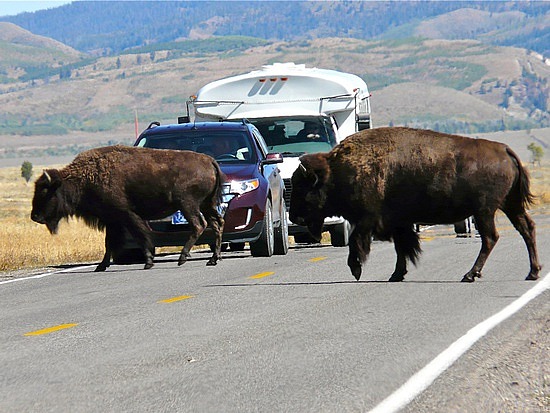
[95,225,120,272]
[462,212,498,282]
[388,226,421,282]
[203,208,225,266]
[178,209,207,266]
[124,213,155,270]
[95,251,111,272]
[503,209,541,280]
[347,224,372,281]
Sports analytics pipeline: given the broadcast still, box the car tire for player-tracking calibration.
[112,248,147,265]
[250,199,274,257]
[330,220,350,247]
[273,200,289,255]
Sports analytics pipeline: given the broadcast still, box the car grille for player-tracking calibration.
[283,178,292,211]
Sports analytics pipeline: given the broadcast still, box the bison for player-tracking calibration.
[289,127,541,282]
[31,145,225,271]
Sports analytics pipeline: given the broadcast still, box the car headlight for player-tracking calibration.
[223,179,260,195]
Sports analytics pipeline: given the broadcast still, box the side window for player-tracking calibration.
[253,130,269,156]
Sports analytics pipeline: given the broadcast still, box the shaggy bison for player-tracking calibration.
[289,127,541,282]
[31,145,225,271]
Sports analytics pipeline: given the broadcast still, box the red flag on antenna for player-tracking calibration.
[134,109,139,139]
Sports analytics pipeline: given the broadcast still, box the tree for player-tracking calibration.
[527,143,544,167]
[21,161,33,183]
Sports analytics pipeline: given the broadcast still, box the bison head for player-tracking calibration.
[289,153,332,241]
[31,169,65,234]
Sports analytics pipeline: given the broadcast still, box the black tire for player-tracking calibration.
[330,220,350,247]
[274,200,289,255]
[250,199,274,257]
[112,248,146,265]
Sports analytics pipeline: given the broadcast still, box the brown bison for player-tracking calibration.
[289,127,541,282]
[31,145,225,271]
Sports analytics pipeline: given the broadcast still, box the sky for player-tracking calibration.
[0,1,72,17]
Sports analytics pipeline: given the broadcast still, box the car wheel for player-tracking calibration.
[250,198,274,257]
[330,220,350,247]
[112,248,146,265]
[274,200,289,255]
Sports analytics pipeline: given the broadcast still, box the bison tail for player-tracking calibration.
[507,147,535,210]
[392,227,422,266]
[213,160,226,205]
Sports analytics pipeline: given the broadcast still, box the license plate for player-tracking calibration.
[171,203,228,225]
[171,210,188,225]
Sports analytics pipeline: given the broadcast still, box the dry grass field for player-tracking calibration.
[0,165,105,272]
[0,159,548,273]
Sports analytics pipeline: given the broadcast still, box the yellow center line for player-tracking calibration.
[158,295,194,304]
[249,271,275,279]
[24,323,78,336]
[309,256,328,262]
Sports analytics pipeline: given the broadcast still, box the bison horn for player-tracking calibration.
[299,163,319,187]
[43,170,52,183]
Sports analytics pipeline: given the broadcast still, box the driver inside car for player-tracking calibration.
[210,138,235,158]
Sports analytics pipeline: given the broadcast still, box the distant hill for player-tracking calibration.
[1,1,548,56]
[0,1,549,161]
[0,22,82,83]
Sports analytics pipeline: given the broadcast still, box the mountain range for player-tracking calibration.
[0,1,548,161]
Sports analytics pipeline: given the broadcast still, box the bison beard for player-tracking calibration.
[289,127,541,282]
[31,145,225,271]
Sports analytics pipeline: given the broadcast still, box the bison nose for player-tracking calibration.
[31,212,43,223]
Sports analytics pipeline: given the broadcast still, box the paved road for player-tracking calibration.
[1,214,549,412]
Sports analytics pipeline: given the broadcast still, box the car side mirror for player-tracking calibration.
[262,152,284,164]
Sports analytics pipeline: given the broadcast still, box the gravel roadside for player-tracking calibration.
[403,290,549,413]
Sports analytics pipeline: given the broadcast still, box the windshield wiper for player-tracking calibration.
[280,151,306,157]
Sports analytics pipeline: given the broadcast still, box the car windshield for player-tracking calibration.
[136,130,257,164]
[250,116,336,156]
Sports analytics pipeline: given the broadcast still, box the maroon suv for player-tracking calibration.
[116,120,288,262]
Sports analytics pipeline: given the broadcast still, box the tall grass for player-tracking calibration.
[0,162,548,273]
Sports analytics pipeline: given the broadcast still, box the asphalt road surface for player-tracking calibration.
[1,213,549,413]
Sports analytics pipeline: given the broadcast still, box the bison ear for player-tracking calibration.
[299,153,331,188]
[42,169,62,190]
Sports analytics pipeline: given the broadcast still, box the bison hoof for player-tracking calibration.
[206,259,218,266]
[525,273,539,281]
[144,262,154,270]
[461,271,481,282]
[388,273,405,282]
[94,265,107,272]
[349,265,362,281]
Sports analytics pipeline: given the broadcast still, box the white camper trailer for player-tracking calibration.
[188,62,372,246]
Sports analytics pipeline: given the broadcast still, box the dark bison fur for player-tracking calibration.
[289,127,541,282]
[31,145,225,271]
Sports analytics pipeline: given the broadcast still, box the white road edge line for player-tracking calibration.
[0,265,97,285]
[368,271,550,413]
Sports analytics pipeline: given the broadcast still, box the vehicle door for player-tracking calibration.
[252,129,283,223]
